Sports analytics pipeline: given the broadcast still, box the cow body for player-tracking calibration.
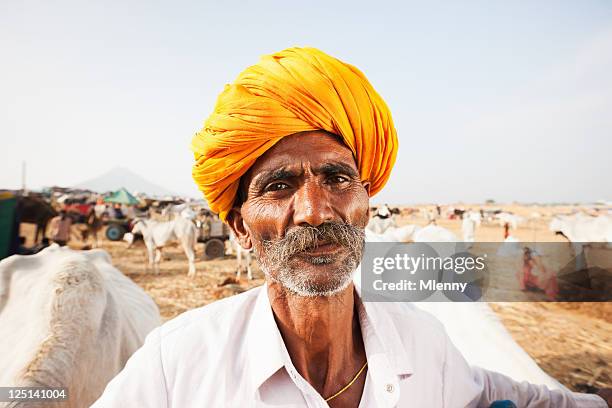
[368,226,563,389]
[379,224,420,242]
[131,217,198,277]
[0,245,160,408]
[228,233,254,280]
[550,213,612,243]
[414,224,458,242]
[366,214,397,235]
[495,212,524,230]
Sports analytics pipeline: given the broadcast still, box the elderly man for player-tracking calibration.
[92,48,609,407]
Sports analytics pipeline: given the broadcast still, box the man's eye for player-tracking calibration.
[328,175,349,184]
[266,182,289,191]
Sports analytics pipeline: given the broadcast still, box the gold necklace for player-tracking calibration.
[324,361,368,402]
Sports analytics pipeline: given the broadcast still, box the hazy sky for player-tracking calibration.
[1,0,611,204]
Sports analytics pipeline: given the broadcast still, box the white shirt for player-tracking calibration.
[91,284,606,407]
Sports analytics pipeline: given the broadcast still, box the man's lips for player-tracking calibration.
[299,242,342,256]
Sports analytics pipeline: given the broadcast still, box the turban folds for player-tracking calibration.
[191,47,398,221]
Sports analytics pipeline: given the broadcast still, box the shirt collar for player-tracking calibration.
[245,280,415,397]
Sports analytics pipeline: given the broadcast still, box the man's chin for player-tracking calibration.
[279,274,354,298]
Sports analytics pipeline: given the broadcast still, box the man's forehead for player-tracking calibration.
[245,131,358,181]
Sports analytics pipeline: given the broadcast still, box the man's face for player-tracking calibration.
[228,131,371,297]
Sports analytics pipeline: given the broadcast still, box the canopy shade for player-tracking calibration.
[104,188,139,205]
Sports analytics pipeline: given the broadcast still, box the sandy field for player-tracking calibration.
[19,203,611,392]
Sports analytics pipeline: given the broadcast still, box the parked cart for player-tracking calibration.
[197,212,230,260]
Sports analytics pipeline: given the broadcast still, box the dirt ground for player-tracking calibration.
[19,203,611,391]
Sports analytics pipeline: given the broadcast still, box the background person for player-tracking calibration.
[48,209,72,246]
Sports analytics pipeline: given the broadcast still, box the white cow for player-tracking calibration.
[374,204,392,218]
[414,301,563,389]
[131,217,198,277]
[462,211,482,243]
[123,231,136,248]
[160,203,197,221]
[549,213,612,273]
[549,213,612,243]
[367,206,420,243]
[0,245,160,408]
[228,233,254,280]
[378,224,420,242]
[179,207,197,221]
[495,212,524,230]
[366,214,397,235]
[414,224,458,242]
[365,227,563,388]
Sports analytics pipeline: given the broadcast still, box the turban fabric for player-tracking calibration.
[191,47,398,221]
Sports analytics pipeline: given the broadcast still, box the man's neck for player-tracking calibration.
[267,281,366,398]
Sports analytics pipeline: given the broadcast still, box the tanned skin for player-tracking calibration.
[227,131,371,407]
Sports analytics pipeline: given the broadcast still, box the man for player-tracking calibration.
[48,209,72,246]
[94,198,107,218]
[92,47,609,407]
[517,247,559,301]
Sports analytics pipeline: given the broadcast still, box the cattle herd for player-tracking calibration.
[0,193,611,406]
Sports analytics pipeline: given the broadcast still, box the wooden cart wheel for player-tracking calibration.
[203,238,225,260]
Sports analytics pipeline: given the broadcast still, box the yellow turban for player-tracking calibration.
[191,47,398,221]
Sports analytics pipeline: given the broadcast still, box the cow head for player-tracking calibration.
[130,219,146,235]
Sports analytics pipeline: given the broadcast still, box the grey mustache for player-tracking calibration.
[262,222,365,262]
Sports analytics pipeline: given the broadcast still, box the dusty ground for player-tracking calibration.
[19,204,611,391]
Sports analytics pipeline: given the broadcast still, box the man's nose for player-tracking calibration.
[292,182,334,227]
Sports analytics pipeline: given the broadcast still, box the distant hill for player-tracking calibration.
[74,167,176,197]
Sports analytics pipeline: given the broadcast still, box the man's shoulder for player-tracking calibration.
[157,285,263,343]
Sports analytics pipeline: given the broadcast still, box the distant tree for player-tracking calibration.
[485,199,495,204]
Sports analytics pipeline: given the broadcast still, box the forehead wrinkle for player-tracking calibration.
[313,161,360,178]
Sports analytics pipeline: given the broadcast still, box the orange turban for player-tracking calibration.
[191,47,398,221]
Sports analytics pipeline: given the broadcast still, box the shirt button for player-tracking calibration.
[385,384,394,393]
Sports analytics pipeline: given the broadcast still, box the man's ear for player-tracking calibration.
[362,180,371,195]
[226,207,253,250]
[362,180,371,222]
